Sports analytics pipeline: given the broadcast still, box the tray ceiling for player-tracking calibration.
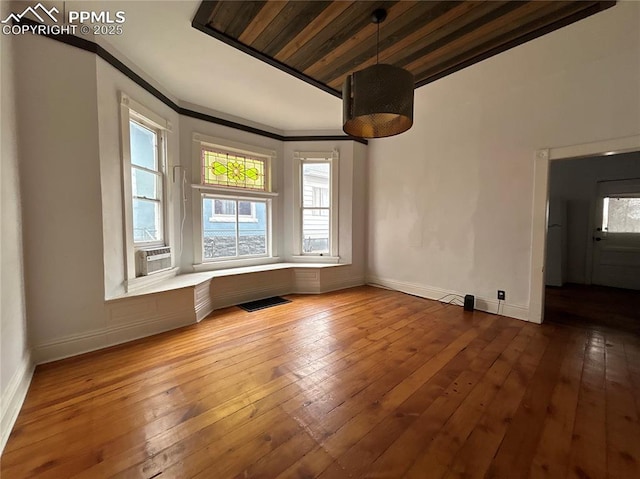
[192,1,614,98]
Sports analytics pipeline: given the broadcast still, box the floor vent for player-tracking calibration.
[237,296,291,312]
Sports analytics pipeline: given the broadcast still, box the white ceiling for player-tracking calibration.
[60,0,344,133]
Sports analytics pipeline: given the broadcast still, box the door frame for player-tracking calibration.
[528,134,640,324]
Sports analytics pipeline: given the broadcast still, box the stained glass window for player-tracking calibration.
[202,149,266,190]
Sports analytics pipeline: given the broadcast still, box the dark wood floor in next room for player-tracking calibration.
[2,286,639,478]
[545,283,640,335]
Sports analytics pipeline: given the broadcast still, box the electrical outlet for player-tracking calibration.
[497,290,506,301]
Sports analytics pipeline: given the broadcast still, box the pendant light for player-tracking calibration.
[342,8,414,139]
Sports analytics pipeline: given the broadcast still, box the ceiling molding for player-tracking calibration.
[15,17,366,145]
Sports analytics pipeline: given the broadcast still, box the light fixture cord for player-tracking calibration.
[376,21,380,64]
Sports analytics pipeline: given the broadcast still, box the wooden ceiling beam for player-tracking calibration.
[312,1,466,85]
[285,1,398,73]
[261,1,333,58]
[304,0,419,80]
[326,1,506,90]
[223,1,268,39]
[274,1,354,63]
[208,1,241,32]
[403,1,560,75]
[237,1,288,45]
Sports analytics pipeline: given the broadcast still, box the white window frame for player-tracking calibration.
[293,151,339,260]
[191,134,278,270]
[120,93,172,281]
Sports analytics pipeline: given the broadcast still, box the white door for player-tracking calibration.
[591,179,640,290]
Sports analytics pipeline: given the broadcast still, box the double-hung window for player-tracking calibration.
[295,151,339,258]
[120,93,171,282]
[193,136,276,266]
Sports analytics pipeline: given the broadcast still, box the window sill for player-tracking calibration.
[193,256,279,272]
[290,255,340,264]
[192,184,279,197]
[125,267,179,294]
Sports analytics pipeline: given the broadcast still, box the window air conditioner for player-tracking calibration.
[138,247,172,276]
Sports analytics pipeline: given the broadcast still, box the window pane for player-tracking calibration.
[130,121,156,170]
[132,167,159,199]
[302,163,330,207]
[604,197,640,233]
[203,198,268,260]
[214,199,235,216]
[203,198,237,259]
[238,201,252,216]
[133,198,161,242]
[239,201,267,256]
[302,209,329,254]
[202,149,265,190]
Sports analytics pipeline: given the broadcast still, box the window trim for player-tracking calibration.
[120,93,172,282]
[293,150,339,258]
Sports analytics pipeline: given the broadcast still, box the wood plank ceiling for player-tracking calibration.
[192,1,615,98]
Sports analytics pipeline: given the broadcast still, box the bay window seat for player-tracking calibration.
[107,262,354,324]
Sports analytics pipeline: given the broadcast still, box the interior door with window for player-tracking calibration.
[591,179,640,290]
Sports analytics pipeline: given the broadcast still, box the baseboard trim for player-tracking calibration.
[1,351,34,455]
[366,275,529,322]
[33,313,195,364]
[32,278,369,364]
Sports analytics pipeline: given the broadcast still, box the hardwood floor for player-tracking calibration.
[545,283,640,335]
[2,286,639,478]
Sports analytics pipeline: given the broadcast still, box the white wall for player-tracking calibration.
[367,1,640,319]
[549,151,640,284]
[14,34,106,348]
[11,35,199,363]
[0,5,32,452]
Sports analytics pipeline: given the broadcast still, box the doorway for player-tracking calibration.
[529,135,640,324]
[542,151,640,332]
